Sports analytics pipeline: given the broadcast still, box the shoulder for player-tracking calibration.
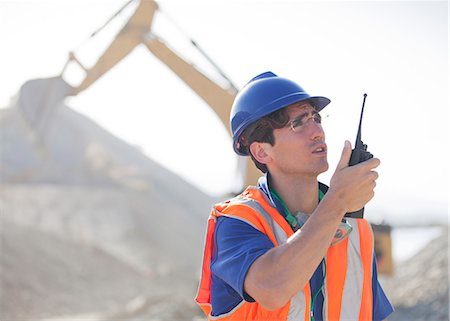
[213,216,274,259]
[215,216,271,241]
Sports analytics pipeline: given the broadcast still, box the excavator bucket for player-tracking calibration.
[17,77,73,133]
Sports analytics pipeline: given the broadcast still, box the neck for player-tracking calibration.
[269,172,319,215]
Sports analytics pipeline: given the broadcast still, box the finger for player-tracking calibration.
[335,140,352,171]
[357,157,381,170]
[367,157,381,169]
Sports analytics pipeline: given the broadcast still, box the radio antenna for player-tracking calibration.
[355,93,367,148]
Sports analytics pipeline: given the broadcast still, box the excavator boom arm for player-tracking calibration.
[143,36,235,133]
[72,0,158,95]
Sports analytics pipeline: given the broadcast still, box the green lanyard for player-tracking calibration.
[269,187,326,321]
[270,188,324,232]
[270,190,299,230]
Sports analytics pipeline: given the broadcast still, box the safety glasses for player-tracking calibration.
[288,111,323,132]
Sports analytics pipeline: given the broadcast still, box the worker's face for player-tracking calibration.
[265,102,328,178]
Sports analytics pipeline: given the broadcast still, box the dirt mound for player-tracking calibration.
[1,220,153,320]
[0,184,208,274]
[1,219,205,321]
[0,78,215,320]
[381,226,449,321]
[0,77,216,271]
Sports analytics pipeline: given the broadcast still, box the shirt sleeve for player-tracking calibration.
[372,253,395,320]
[210,216,275,301]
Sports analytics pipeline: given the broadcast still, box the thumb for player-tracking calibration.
[335,140,352,171]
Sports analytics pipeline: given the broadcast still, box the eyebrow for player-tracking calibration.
[292,110,318,122]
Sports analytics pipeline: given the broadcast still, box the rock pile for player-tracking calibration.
[0,78,212,320]
[381,226,449,321]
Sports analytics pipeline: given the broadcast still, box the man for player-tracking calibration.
[196,72,393,320]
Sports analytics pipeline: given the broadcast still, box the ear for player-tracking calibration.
[249,142,272,165]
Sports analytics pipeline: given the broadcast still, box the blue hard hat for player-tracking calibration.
[230,71,331,156]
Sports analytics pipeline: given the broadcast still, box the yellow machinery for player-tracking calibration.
[372,223,394,275]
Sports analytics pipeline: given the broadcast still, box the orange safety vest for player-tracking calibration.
[196,186,375,321]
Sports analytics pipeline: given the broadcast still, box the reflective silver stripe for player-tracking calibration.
[368,221,375,281]
[288,290,306,321]
[215,210,260,232]
[322,280,328,321]
[216,195,306,320]
[223,196,288,245]
[340,218,364,321]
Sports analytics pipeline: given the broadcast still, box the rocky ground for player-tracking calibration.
[381,226,449,321]
[0,183,209,321]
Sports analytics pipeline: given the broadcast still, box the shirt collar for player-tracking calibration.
[257,172,277,207]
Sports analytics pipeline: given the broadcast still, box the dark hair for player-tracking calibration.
[239,108,290,173]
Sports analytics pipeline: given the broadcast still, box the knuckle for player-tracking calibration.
[371,171,379,180]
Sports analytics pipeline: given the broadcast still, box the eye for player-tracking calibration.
[291,117,305,129]
[313,113,322,124]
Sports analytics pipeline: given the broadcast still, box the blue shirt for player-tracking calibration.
[210,174,394,320]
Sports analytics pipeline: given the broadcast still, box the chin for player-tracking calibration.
[316,161,329,174]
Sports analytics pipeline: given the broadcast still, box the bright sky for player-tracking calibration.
[1,0,448,225]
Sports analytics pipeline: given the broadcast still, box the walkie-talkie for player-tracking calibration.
[345,93,373,219]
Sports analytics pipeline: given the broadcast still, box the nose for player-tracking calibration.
[309,120,325,141]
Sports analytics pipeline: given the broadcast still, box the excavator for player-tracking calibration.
[18,0,393,275]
